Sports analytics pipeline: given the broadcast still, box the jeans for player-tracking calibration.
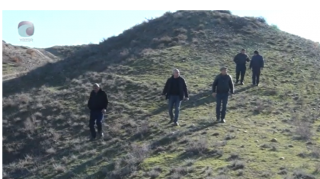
[89,110,104,138]
[168,95,182,123]
[252,70,261,85]
[216,93,229,120]
[236,66,246,83]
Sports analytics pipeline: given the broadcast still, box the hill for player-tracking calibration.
[2,40,87,81]
[2,10,320,179]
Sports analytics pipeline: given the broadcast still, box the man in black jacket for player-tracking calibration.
[234,49,250,85]
[162,69,189,126]
[250,51,264,86]
[212,67,234,123]
[87,83,109,140]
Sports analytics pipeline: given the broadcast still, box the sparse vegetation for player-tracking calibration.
[3,10,320,179]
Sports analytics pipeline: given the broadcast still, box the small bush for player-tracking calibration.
[52,163,66,173]
[186,138,209,155]
[314,163,320,174]
[293,170,316,179]
[310,147,320,158]
[146,169,161,179]
[229,160,245,170]
[256,16,267,24]
[294,120,313,140]
[271,24,280,30]
[216,10,232,15]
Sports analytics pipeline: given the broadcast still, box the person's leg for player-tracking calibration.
[89,111,96,139]
[168,96,174,123]
[96,111,104,137]
[216,94,222,121]
[235,66,240,83]
[240,67,246,84]
[221,94,229,122]
[174,96,182,124]
[252,70,256,85]
[256,70,261,85]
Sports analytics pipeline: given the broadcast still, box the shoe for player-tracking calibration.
[216,118,220,122]
[240,82,244,85]
[174,122,180,126]
[90,137,96,141]
[168,119,173,124]
[252,84,256,87]
[256,84,259,86]
[220,119,226,123]
[235,81,239,85]
[98,132,104,139]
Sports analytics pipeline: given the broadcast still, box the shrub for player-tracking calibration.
[216,10,232,14]
[256,16,267,24]
[271,24,280,30]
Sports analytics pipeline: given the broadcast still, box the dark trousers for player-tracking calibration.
[252,70,261,85]
[236,66,246,83]
[89,110,104,138]
[168,95,182,123]
[216,93,229,120]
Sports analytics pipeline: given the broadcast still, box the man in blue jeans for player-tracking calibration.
[87,83,109,140]
[162,69,189,126]
[212,67,234,123]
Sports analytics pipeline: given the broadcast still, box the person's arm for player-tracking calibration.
[233,54,238,63]
[246,55,250,62]
[212,76,219,93]
[261,56,264,68]
[228,75,234,94]
[102,91,109,109]
[87,91,93,110]
[182,78,189,98]
[249,57,253,69]
[162,79,169,95]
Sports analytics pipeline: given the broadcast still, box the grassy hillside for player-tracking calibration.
[2,10,320,179]
[2,40,87,80]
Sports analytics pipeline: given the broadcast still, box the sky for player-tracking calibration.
[2,10,320,48]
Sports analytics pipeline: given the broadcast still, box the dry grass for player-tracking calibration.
[3,10,320,179]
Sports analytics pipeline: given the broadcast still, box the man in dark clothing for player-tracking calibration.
[162,68,189,126]
[212,67,234,123]
[87,83,109,140]
[249,51,264,86]
[233,49,250,85]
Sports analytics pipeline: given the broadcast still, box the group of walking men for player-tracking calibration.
[87,49,264,140]
[161,49,264,125]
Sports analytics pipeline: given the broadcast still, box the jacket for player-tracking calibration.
[250,55,264,71]
[87,89,109,111]
[162,76,189,100]
[234,53,250,67]
[212,74,234,94]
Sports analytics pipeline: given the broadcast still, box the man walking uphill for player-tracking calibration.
[162,69,189,126]
[250,51,264,86]
[212,67,234,123]
[87,83,109,140]
[234,49,250,85]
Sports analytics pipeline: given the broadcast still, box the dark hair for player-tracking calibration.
[241,49,246,51]
[254,51,259,55]
[220,67,227,71]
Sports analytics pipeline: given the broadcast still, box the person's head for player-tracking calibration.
[173,68,180,78]
[254,51,259,55]
[220,67,228,75]
[93,83,100,93]
[241,49,246,54]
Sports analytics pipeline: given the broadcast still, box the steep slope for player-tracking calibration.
[2,10,320,179]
